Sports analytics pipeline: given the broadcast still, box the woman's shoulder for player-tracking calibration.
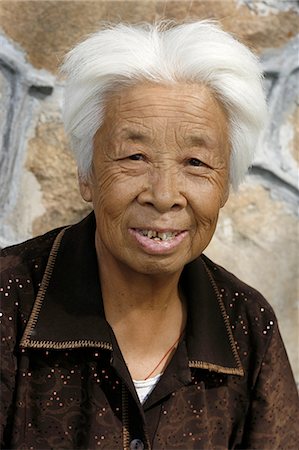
[0,226,70,357]
[0,226,64,276]
[200,253,277,346]
[0,227,65,326]
[201,253,275,315]
[200,254,283,383]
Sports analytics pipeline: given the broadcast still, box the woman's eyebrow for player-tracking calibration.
[119,126,151,142]
[127,132,146,141]
[185,134,216,148]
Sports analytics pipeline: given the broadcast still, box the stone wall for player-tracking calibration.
[0,0,298,382]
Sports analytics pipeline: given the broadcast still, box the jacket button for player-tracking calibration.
[130,439,144,450]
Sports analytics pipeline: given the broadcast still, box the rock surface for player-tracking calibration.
[0,0,298,72]
[0,0,298,381]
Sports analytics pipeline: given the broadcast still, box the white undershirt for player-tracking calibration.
[133,373,162,404]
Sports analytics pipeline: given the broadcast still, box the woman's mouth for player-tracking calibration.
[129,228,188,254]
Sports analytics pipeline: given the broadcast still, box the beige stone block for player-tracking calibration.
[26,119,92,235]
[155,0,236,21]
[0,1,156,73]
[0,0,298,74]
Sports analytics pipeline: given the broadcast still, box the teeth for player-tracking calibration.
[139,230,178,240]
[157,231,177,240]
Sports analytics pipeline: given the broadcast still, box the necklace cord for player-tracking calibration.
[144,331,184,380]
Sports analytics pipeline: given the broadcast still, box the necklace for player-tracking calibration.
[144,331,184,380]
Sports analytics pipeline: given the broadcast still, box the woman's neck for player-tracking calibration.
[99,253,184,322]
[96,244,187,380]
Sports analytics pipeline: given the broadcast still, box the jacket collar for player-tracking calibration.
[20,213,243,376]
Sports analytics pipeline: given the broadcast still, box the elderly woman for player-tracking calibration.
[1,21,298,450]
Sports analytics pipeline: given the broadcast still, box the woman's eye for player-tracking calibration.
[128,153,145,161]
[188,158,204,167]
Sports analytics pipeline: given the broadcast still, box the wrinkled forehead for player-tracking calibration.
[105,82,226,117]
[97,82,230,144]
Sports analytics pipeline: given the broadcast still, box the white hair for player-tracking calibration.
[61,20,267,189]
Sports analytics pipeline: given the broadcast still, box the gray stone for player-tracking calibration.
[236,0,299,15]
[0,34,54,222]
[251,35,299,210]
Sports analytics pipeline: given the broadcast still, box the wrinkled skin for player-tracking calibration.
[80,83,230,278]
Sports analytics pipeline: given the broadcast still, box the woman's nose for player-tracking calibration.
[137,168,187,213]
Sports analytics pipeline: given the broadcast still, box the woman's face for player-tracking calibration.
[80,83,230,276]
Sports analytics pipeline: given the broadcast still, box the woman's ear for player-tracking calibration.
[78,171,93,202]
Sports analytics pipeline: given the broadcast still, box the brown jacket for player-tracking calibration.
[1,213,298,449]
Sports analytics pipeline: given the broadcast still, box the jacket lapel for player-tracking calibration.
[20,213,112,349]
